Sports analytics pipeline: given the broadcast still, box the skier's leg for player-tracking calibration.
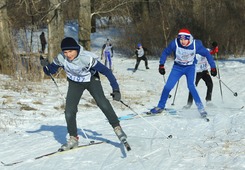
[203,71,213,101]
[65,80,85,137]
[134,57,141,70]
[186,67,205,112]
[157,65,183,109]
[187,73,201,105]
[142,56,149,69]
[88,76,126,141]
[88,76,119,127]
[108,54,112,69]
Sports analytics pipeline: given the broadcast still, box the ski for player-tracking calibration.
[1,141,104,166]
[202,116,210,122]
[122,139,131,151]
[118,108,177,121]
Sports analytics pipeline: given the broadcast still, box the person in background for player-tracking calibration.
[210,41,218,57]
[40,37,127,151]
[101,39,113,70]
[133,43,149,72]
[149,28,217,118]
[183,53,214,109]
[40,32,47,53]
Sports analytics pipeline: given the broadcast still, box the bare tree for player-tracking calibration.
[0,0,14,75]
[47,0,64,59]
[78,0,91,50]
[158,0,171,48]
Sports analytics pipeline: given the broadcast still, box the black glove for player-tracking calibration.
[159,64,165,75]
[40,55,49,67]
[211,68,217,77]
[111,90,121,101]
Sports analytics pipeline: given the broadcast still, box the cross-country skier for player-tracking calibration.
[101,39,113,70]
[149,28,217,118]
[133,43,149,72]
[40,37,127,151]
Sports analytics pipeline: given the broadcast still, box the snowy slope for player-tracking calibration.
[0,27,245,170]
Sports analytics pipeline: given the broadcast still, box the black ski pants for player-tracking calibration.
[65,76,120,137]
[134,55,148,70]
[187,70,213,105]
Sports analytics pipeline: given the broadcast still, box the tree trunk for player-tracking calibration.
[0,0,14,75]
[78,0,91,51]
[91,0,96,33]
[141,0,150,21]
[193,0,206,31]
[47,0,64,61]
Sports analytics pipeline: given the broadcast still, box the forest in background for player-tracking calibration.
[0,0,244,79]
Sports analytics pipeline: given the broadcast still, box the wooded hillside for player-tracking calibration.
[0,0,244,77]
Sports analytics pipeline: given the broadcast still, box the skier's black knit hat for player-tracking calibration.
[61,37,80,51]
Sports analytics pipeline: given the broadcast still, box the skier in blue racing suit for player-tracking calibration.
[150,28,217,118]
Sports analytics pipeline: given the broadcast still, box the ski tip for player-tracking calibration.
[122,139,131,151]
[1,161,22,166]
[204,117,210,122]
[58,148,64,152]
[146,111,152,115]
[126,146,131,151]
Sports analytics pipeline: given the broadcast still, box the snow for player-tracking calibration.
[0,26,245,170]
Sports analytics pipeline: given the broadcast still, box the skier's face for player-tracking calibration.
[63,50,78,61]
[180,39,190,47]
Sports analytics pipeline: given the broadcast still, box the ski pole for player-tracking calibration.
[45,66,65,100]
[81,128,95,144]
[120,100,172,139]
[214,53,224,102]
[163,76,171,98]
[171,81,179,106]
[41,58,65,106]
[215,76,238,96]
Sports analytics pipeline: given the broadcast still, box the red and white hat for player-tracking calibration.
[177,28,191,40]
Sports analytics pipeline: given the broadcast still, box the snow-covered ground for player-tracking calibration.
[0,27,244,170]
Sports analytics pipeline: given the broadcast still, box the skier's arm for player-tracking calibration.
[159,40,176,65]
[43,63,60,75]
[196,40,216,69]
[40,55,60,75]
[101,44,106,56]
[92,61,119,91]
[210,46,218,55]
[111,45,114,56]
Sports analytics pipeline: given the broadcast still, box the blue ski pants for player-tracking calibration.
[157,64,204,111]
[104,51,112,69]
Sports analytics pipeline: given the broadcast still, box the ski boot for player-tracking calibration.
[114,126,127,141]
[183,104,192,109]
[59,136,79,151]
[147,107,164,114]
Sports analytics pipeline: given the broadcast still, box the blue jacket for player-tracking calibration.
[160,38,216,69]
